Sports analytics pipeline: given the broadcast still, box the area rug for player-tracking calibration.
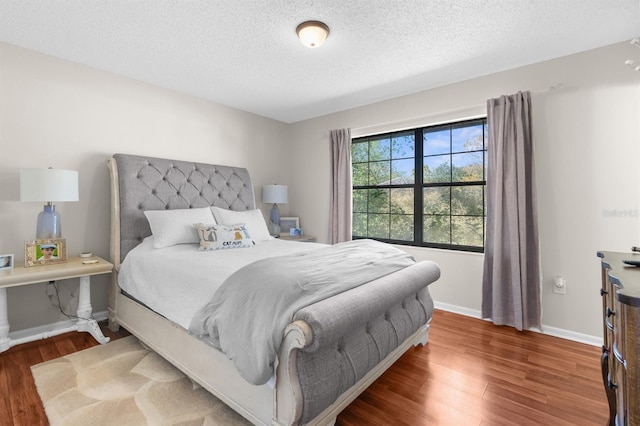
[31,336,251,425]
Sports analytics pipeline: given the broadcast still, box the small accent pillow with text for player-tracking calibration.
[194,223,254,251]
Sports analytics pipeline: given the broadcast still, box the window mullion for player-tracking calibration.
[449,127,454,245]
[415,128,423,244]
[366,141,371,237]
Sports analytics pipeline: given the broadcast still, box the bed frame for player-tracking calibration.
[107,153,440,425]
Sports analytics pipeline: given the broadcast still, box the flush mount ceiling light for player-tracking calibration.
[296,20,330,48]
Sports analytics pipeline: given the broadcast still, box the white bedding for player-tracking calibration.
[118,236,326,329]
[189,239,417,385]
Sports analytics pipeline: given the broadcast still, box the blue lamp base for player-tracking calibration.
[36,204,61,239]
[269,204,281,236]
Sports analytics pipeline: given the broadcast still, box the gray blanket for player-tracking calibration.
[188,239,416,385]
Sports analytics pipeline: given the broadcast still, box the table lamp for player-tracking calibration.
[20,168,79,239]
[262,184,287,236]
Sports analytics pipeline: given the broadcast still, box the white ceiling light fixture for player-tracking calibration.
[296,20,330,48]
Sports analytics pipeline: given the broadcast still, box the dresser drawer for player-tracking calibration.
[604,273,617,333]
[613,298,624,363]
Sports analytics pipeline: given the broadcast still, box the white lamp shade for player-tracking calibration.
[296,21,329,48]
[20,168,79,202]
[262,185,288,204]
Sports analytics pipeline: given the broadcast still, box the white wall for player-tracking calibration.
[288,41,640,342]
[0,42,291,332]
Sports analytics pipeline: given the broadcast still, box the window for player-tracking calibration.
[352,118,487,252]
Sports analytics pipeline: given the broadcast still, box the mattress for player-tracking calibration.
[118,236,326,329]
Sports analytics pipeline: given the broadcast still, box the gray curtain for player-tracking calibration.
[482,91,541,331]
[329,128,352,244]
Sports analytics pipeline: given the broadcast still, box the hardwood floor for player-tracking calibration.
[0,311,607,426]
[337,310,608,426]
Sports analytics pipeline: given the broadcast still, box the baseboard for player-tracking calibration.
[433,302,602,347]
[434,301,482,320]
[540,325,602,347]
[9,305,603,348]
[7,310,109,340]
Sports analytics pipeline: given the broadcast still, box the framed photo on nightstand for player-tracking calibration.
[25,239,67,267]
[0,254,13,270]
[279,217,300,237]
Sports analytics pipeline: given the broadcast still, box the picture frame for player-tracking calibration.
[279,217,300,236]
[0,254,13,270]
[290,228,303,237]
[25,239,67,267]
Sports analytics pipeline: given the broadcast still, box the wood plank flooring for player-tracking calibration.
[0,311,607,426]
[338,310,608,426]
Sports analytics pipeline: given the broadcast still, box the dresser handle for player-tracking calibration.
[600,288,608,296]
[607,307,616,318]
[608,378,618,390]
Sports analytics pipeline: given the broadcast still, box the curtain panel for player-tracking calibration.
[329,129,352,244]
[482,91,541,331]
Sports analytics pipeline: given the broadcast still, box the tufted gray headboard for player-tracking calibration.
[109,153,256,264]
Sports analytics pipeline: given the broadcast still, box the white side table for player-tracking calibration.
[0,255,113,353]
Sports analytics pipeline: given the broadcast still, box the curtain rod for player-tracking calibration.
[327,83,564,136]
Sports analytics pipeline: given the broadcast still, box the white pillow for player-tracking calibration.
[211,206,271,241]
[194,223,253,250]
[144,207,216,248]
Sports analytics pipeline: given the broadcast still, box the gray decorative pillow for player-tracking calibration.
[194,223,253,250]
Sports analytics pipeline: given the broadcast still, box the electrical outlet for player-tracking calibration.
[553,276,566,294]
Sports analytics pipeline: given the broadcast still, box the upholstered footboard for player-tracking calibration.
[274,261,439,425]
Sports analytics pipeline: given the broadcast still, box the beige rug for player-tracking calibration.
[31,336,251,426]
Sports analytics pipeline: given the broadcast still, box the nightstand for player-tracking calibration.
[0,255,113,353]
[278,235,317,242]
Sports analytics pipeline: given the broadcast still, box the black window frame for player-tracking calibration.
[351,117,487,253]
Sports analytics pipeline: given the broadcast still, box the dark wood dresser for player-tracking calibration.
[597,251,640,426]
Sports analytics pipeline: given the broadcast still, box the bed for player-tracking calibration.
[107,153,440,425]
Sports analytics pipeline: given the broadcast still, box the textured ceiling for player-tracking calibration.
[0,1,639,123]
